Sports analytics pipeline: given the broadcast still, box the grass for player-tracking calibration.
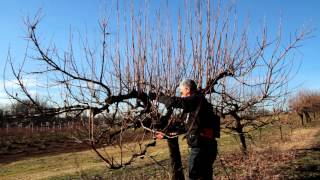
[0,137,182,180]
[275,121,320,179]
[0,115,319,179]
[0,150,103,180]
[212,118,320,179]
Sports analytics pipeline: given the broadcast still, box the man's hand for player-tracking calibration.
[155,132,178,139]
[155,132,165,139]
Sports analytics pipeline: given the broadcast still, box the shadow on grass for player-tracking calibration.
[277,132,320,179]
[0,141,91,164]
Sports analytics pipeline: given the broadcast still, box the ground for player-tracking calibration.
[0,117,319,179]
[276,129,320,179]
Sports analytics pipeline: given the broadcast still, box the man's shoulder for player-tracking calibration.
[183,93,204,105]
[192,93,205,99]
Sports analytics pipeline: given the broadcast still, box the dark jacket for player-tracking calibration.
[159,93,220,143]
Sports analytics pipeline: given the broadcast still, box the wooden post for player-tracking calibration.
[259,128,262,140]
[279,125,283,141]
[89,109,94,141]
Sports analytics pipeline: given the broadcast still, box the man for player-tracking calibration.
[155,79,220,180]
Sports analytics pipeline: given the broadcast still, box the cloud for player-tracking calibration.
[0,78,38,90]
[0,77,66,107]
[0,91,14,107]
[0,77,40,105]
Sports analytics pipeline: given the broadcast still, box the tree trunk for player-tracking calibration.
[298,113,304,126]
[259,128,262,140]
[235,119,247,155]
[279,125,283,141]
[167,137,185,180]
[305,112,311,123]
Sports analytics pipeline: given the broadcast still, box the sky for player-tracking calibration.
[0,0,320,107]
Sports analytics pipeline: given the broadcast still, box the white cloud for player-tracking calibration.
[0,77,67,107]
[0,77,38,90]
[0,91,14,107]
[0,77,40,106]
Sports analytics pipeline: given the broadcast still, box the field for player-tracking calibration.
[0,115,319,180]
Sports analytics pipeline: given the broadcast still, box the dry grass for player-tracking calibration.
[0,150,103,180]
[214,119,320,179]
[1,117,319,180]
[0,137,189,180]
[275,128,319,151]
[216,148,298,179]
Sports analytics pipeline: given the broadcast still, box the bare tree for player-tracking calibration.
[289,90,320,125]
[4,0,312,177]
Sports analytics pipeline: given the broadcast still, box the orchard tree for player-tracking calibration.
[4,0,311,177]
[289,90,320,125]
[5,98,53,126]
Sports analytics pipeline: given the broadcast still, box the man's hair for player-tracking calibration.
[180,79,197,92]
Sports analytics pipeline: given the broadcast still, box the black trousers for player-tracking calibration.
[188,139,217,180]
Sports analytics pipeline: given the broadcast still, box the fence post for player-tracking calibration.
[259,128,262,140]
[279,125,283,141]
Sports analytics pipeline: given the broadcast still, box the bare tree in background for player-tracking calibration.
[289,90,320,125]
[4,0,312,177]
[7,99,52,125]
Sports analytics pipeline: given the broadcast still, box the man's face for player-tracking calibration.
[180,85,191,97]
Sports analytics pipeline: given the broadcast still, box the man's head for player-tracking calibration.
[179,79,197,97]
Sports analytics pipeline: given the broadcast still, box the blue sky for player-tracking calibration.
[236,0,320,91]
[0,0,320,106]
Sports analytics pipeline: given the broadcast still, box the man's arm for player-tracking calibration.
[149,91,200,111]
[158,95,198,112]
[148,92,176,108]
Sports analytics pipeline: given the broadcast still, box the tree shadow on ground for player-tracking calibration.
[277,140,320,179]
[0,141,91,164]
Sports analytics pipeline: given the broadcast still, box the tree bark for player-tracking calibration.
[235,119,247,155]
[279,125,283,141]
[298,113,304,126]
[305,112,311,123]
